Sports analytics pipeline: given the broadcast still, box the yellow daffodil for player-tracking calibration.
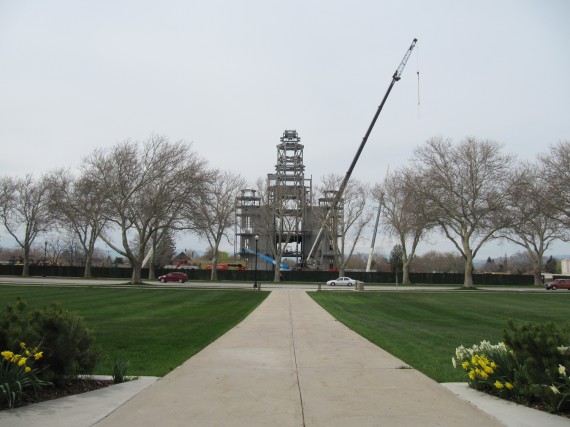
[34,352,43,360]
[494,381,503,389]
[468,370,475,380]
[550,385,560,394]
[19,342,26,349]
[461,361,470,370]
[505,382,513,390]
[18,357,27,367]
[559,364,566,376]
[1,350,14,360]
[24,366,31,374]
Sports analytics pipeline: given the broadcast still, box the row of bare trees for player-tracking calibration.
[0,135,246,283]
[1,135,568,286]
[374,137,570,287]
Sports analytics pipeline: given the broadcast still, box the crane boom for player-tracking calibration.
[306,38,417,266]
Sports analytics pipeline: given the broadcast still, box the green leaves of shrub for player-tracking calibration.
[28,303,99,383]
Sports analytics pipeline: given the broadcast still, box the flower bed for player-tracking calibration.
[453,322,570,415]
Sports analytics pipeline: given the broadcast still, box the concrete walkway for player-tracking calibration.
[92,290,505,426]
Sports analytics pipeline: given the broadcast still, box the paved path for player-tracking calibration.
[94,289,504,427]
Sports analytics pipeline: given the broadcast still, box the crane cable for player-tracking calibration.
[416,44,421,119]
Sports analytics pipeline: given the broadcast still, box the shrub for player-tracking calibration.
[27,303,99,384]
[0,299,29,352]
[0,299,100,386]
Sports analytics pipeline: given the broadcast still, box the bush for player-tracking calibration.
[0,299,100,386]
[503,321,570,411]
[453,322,570,414]
[0,298,29,352]
[27,303,99,383]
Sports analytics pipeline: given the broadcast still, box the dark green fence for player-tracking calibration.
[0,265,535,285]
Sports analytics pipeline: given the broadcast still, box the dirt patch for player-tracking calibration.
[15,378,115,408]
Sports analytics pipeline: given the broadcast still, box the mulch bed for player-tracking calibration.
[17,378,115,407]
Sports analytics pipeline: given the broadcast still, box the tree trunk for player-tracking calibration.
[148,263,156,280]
[463,255,474,288]
[83,251,92,278]
[532,256,543,286]
[131,259,142,284]
[211,255,218,281]
[402,258,411,284]
[22,244,31,276]
[273,265,281,282]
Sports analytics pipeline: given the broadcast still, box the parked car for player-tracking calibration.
[158,272,188,283]
[326,277,361,286]
[545,279,570,290]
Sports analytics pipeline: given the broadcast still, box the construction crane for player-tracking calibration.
[305,38,418,267]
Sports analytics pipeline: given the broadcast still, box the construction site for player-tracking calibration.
[235,130,338,272]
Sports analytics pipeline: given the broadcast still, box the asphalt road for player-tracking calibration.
[0,276,550,292]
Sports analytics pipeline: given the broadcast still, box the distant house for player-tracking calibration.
[171,252,190,268]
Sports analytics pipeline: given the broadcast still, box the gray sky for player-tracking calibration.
[1,1,569,258]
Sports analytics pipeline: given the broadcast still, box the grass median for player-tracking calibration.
[0,285,268,376]
[310,290,570,382]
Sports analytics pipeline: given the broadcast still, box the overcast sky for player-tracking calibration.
[1,1,569,258]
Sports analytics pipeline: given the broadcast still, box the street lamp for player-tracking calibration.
[254,235,259,290]
[43,241,48,277]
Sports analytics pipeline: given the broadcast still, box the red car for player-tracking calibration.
[545,279,570,290]
[158,272,188,283]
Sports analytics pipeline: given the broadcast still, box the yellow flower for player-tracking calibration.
[494,381,503,389]
[490,361,497,369]
[1,350,14,360]
[559,364,566,376]
[24,366,31,373]
[34,352,43,360]
[468,370,475,380]
[12,354,21,363]
[20,342,26,349]
[25,349,31,356]
[505,382,513,390]
[484,366,494,374]
[550,385,560,394]
[18,357,27,367]
[480,371,489,379]
[461,361,470,370]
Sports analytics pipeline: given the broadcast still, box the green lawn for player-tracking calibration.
[310,291,570,382]
[0,285,268,376]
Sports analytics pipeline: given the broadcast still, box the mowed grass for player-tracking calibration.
[310,291,570,382]
[0,285,268,376]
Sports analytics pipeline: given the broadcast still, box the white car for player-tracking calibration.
[326,277,360,286]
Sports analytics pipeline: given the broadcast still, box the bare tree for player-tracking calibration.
[254,177,300,282]
[374,167,432,284]
[413,137,515,287]
[507,251,535,275]
[538,141,570,228]
[46,169,107,277]
[500,163,567,285]
[411,250,465,273]
[0,175,52,275]
[316,174,373,276]
[189,169,246,280]
[82,135,210,284]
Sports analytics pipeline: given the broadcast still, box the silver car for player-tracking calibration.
[327,277,359,286]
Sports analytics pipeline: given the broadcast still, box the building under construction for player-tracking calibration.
[236,130,337,271]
